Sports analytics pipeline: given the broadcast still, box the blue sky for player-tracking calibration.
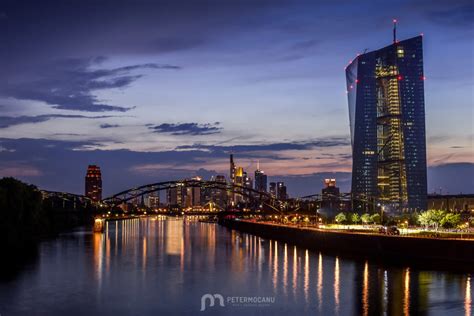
[0,0,473,196]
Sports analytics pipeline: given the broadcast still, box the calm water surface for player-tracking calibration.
[0,217,471,315]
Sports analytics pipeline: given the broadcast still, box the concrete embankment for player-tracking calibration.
[220,220,474,269]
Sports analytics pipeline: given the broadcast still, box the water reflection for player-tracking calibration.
[404,268,410,316]
[362,261,369,316]
[0,217,470,315]
[334,256,340,314]
[466,276,471,316]
[317,252,323,313]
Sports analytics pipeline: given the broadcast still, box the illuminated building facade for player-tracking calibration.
[346,35,427,212]
[269,182,276,197]
[234,166,244,203]
[230,154,236,185]
[255,169,267,192]
[276,182,287,200]
[167,183,183,208]
[210,175,227,209]
[85,165,102,202]
[184,176,201,208]
[321,178,341,213]
[147,195,160,209]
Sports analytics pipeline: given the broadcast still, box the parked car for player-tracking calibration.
[379,226,400,235]
[387,226,400,235]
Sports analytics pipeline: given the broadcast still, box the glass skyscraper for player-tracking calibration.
[346,35,427,212]
[85,164,102,202]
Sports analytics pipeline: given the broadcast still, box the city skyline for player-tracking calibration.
[0,0,473,196]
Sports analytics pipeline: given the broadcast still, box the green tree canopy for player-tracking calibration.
[418,210,448,230]
[370,213,381,224]
[440,213,461,229]
[335,212,347,224]
[351,213,360,224]
[361,213,371,224]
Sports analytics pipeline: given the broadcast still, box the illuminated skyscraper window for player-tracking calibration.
[346,35,427,212]
[85,165,102,202]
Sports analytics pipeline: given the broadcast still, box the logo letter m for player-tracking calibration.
[200,293,225,311]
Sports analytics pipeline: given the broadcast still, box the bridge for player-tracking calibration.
[102,179,276,207]
[41,190,93,210]
[42,179,377,213]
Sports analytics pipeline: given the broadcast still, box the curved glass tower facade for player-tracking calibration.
[346,36,427,212]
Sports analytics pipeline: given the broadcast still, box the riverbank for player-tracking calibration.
[220,219,474,271]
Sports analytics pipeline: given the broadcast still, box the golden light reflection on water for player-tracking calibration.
[304,249,309,304]
[383,270,389,315]
[362,261,369,316]
[92,232,104,287]
[334,257,340,314]
[293,246,297,298]
[166,219,182,255]
[317,252,323,313]
[273,241,278,292]
[466,276,471,316]
[283,244,288,295]
[403,268,410,316]
[90,218,471,315]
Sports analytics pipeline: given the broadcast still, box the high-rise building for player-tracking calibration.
[146,186,160,209]
[345,29,427,212]
[243,171,252,189]
[85,165,102,202]
[210,175,227,209]
[230,154,236,185]
[234,167,244,203]
[277,182,287,200]
[229,154,237,203]
[254,162,267,192]
[167,183,183,207]
[321,179,341,213]
[147,195,160,209]
[269,182,276,197]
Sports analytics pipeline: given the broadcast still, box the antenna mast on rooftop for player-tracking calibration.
[393,19,398,43]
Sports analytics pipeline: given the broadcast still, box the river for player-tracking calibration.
[0,217,471,315]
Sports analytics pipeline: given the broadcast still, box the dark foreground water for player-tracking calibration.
[0,217,471,315]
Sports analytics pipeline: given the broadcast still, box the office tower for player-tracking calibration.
[269,182,276,197]
[229,154,237,204]
[254,162,267,192]
[276,182,287,200]
[234,167,244,203]
[147,195,160,209]
[147,185,160,208]
[210,175,227,209]
[322,179,341,213]
[183,177,201,208]
[167,183,183,207]
[230,154,236,185]
[85,165,102,202]
[345,28,427,212]
[243,171,252,189]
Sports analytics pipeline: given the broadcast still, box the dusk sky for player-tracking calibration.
[1,0,473,197]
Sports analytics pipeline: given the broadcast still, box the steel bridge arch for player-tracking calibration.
[41,190,92,203]
[101,179,282,208]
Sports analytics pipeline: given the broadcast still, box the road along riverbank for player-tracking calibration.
[219,219,474,271]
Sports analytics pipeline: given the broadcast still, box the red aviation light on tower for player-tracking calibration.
[397,75,403,81]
